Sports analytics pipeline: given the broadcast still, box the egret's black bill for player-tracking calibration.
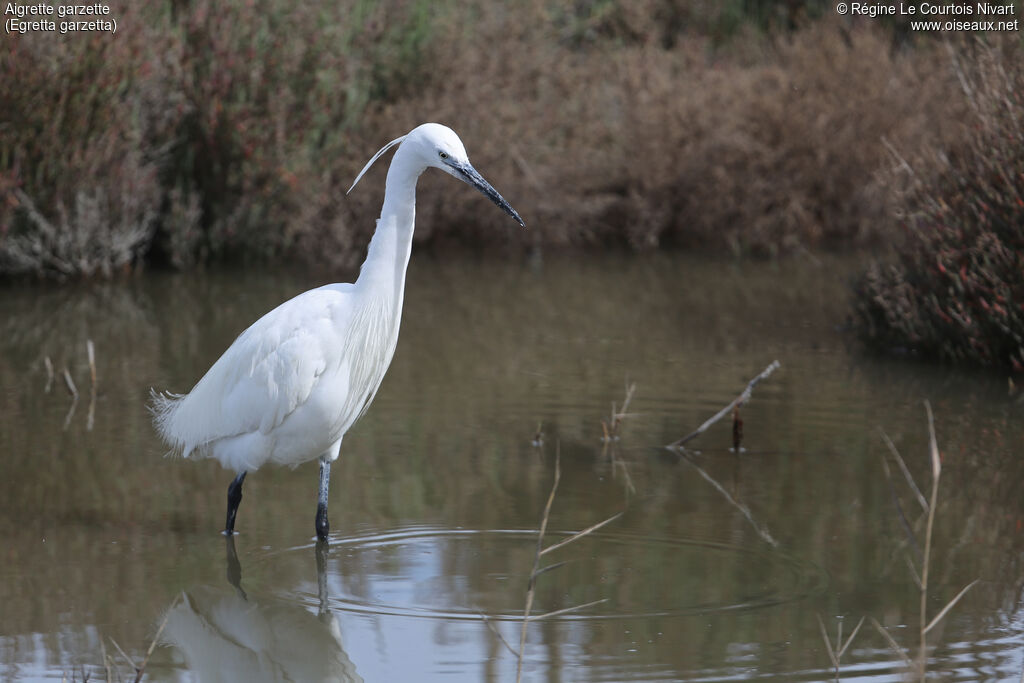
[451,161,525,227]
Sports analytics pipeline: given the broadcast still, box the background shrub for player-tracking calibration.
[0,1,1016,278]
[853,43,1024,372]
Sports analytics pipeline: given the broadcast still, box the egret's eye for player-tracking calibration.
[439,151,449,160]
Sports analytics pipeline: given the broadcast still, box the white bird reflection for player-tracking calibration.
[161,540,361,682]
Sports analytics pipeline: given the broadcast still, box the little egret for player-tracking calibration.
[151,123,524,541]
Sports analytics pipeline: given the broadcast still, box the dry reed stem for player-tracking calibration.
[44,356,54,393]
[87,340,96,387]
[62,367,78,400]
[478,610,518,658]
[99,638,111,683]
[87,340,97,432]
[516,447,560,683]
[816,614,865,681]
[600,383,638,496]
[605,441,637,498]
[601,381,637,442]
[132,610,172,683]
[109,638,134,673]
[924,579,979,636]
[539,511,624,558]
[667,361,780,450]
[877,444,922,564]
[878,428,928,513]
[874,401,977,681]
[528,599,608,622]
[919,400,941,677]
[62,366,79,430]
[515,445,622,682]
[870,617,914,669]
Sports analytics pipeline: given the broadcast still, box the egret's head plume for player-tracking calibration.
[348,123,524,227]
[346,134,406,195]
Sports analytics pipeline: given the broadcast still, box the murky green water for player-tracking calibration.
[1,253,1021,682]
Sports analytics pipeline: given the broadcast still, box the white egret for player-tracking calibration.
[151,123,524,540]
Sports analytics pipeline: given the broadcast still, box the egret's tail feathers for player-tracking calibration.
[149,388,196,458]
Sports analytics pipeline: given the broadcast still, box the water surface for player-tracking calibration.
[0,253,1021,681]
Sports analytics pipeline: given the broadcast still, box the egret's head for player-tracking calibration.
[348,123,525,228]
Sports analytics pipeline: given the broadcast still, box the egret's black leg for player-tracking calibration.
[224,472,247,535]
[315,457,331,542]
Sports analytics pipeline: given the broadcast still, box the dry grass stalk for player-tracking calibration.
[43,356,54,393]
[105,610,171,682]
[515,446,621,683]
[603,439,637,498]
[87,340,97,388]
[599,382,638,496]
[873,401,978,680]
[64,605,172,682]
[816,613,865,682]
[731,404,743,452]
[478,610,517,658]
[601,381,637,443]
[61,367,78,400]
[86,340,97,431]
[876,439,923,564]
[869,616,914,669]
[879,428,928,513]
[61,366,79,430]
[99,637,111,683]
[667,360,780,450]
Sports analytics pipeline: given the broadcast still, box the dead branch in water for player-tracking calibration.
[666,360,780,450]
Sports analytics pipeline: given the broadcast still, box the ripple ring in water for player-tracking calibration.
[262,527,828,622]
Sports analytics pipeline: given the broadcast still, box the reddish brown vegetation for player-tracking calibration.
[854,43,1024,372]
[2,2,977,276]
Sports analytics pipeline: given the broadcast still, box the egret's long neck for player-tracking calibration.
[356,144,423,308]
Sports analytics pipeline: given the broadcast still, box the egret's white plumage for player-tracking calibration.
[151,123,523,539]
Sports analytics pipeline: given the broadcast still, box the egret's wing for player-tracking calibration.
[153,285,354,457]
